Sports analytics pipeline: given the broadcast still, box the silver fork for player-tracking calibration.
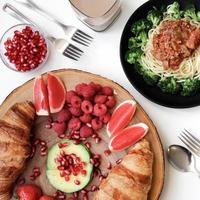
[179,129,200,157]
[3,3,83,61]
[14,0,93,46]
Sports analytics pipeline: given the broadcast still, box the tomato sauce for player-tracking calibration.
[151,20,200,70]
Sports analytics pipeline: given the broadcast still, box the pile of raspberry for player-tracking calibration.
[51,82,116,140]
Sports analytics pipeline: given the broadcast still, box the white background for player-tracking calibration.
[0,0,200,199]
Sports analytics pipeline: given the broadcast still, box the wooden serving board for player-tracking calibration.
[0,69,164,200]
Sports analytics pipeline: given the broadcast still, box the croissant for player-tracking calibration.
[0,101,35,200]
[93,139,153,200]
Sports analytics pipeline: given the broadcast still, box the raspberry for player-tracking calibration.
[52,122,67,135]
[99,112,111,124]
[102,86,113,96]
[75,83,87,95]
[91,118,103,130]
[106,96,116,108]
[69,107,83,117]
[93,104,107,116]
[66,90,77,103]
[68,118,81,131]
[80,113,92,123]
[89,82,102,93]
[71,96,82,108]
[94,95,107,104]
[80,125,93,138]
[57,109,72,123]
[82,85,96,98]
[81,100,93,114]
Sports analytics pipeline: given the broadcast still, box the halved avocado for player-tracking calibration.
[47,139,90,170]
[46,139,93,193]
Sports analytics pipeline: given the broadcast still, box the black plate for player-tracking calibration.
[120,0,200,108]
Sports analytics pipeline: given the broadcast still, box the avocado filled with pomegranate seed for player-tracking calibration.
[46,139,93,193]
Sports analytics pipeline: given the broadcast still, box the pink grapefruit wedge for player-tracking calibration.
[109,123,148,151]
[47,73,66,113]
[34,75,49,116]
[107,100,137,137]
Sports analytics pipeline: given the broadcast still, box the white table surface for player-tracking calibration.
[1,0,200,199]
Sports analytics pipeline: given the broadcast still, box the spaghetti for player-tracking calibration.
[141,17,200,82]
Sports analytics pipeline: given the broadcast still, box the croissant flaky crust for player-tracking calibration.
[93,139,153,200]
[0,101,35,200]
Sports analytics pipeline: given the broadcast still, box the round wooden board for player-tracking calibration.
[0,69,164,200]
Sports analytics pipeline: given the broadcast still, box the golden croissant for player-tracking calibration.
[0,102,35,200]
[93,139,153,200]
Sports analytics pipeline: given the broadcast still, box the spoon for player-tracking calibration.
[167,145,200,177]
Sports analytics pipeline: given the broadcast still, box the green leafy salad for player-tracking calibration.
[125,2,200,96]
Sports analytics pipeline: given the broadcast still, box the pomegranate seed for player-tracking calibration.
[82,194,88,200]
[80,137,86,141]
[63,142,69,147]
[59,134,66,139]
[81,189,88,194]
[116,158,122,164]
[81,170,87,176]
[40,151,47,156]
[92,133,98,138]
[85,142,91,149]
[73,139,80,145]
[99,175,105,182]
[73,192,79,198]
[61,160,66,166]
[73,134,80,139]
[58,166,65,170]
[58,195,65,199]
[95,137,101,144]
[81,162,87,167]
[34,139,40,145]
[107,162,112,170]
[104,149,111,156]
[33,167,40,173]
[94,162,100,167]
[90,158,95,165]
[58,143,63,148]
[76,157,81,163]
[74,179,80,185]
[41,146,47,152]
[34,171,41,177]
[40,141,46,146]
[65,170,71,175]
[60,171,65,177]
[65,176,70,182]
[91,185,98,192]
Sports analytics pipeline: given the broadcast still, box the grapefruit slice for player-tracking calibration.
[109,123,148,151]
[34,75,49,116]
[107,100,137,137]
[47,73,66,113]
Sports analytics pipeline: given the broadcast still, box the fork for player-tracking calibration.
[3,3,83,61]
[179,129,200,157]
[14,0,93,46]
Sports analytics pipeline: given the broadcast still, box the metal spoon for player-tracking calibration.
[167,145,200,177]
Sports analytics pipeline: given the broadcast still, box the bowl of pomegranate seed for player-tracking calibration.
[0,24,49,72]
